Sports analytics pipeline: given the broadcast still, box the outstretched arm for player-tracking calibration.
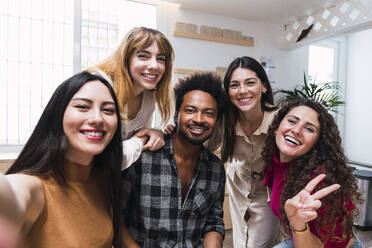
[0,173,44,248]
[285,174,340,248]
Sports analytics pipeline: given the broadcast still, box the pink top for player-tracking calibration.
[263,154,354,248]
[262,154,290,218]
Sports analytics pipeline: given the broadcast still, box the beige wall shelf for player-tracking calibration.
[0,159,13,173]
[174,68,225,78]
[174,30,254,47]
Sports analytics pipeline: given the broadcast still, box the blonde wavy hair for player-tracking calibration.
[94,27,174,124]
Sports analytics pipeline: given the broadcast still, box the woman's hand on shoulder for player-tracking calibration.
[285,174,340,231]
[134,128,165,151]
[164,124,175,135]
[0,174,44,247]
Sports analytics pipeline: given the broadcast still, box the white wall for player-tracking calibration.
[151,1,309,126]
[344,28,372,165]
[156,2,307,90]
[153,1,372,168]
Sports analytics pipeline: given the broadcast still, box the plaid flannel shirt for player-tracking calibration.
[121,135,225,248]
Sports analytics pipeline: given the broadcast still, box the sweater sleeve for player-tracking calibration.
[121,136,143,170]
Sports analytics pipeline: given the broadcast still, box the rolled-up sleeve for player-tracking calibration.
[121,136,143,170]
[203,169,226,238]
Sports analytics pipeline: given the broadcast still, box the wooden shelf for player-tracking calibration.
[0,159,13,173]
[174,30,254,47]
[174,68,225,78]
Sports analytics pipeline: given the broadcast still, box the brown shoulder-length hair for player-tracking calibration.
[262,98,362,243]
[95,27,174,124]
[221,56,277,162]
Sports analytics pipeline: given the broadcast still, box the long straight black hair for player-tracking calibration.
[7,71,123,247]
[221,56,277,162]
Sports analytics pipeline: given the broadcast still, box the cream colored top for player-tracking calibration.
[93,68,156,169]
[226,109,277,200]
[225,109,278,247]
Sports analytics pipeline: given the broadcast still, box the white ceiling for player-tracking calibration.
[162,0,345,24]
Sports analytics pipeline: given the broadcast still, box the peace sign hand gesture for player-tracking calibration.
[285,174,340,232]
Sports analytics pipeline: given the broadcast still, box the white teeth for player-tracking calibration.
[83,131,103,137]
[285,136,300,145]
[143,74,156,79]
[238,97,252,102]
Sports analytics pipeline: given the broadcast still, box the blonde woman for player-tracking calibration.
[90,27,174,169]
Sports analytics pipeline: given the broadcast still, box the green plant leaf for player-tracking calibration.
[276,72,345,113]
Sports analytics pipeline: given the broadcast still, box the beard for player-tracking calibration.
[176,123,212,145]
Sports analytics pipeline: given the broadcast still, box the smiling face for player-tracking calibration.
[228,67,267,113]
[275,105,320,163]
[63,80,118,165]
[176,90,218,145]
[129,41,166,95]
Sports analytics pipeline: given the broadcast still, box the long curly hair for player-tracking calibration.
[262,98,362,243]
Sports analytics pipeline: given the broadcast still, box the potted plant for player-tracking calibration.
[276,73,345,113]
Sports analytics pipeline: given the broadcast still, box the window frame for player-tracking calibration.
[307,38,346,140]
[0,0,159,156]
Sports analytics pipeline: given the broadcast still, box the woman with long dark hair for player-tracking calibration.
[262,98,363,248]
[0,71,123,247]
[221,56,279,247]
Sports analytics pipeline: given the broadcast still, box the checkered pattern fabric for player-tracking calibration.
[121,135,225,248]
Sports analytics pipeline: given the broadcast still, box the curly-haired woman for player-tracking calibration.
[262,98,363,248]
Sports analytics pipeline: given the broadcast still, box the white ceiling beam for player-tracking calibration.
[280,0,372,49]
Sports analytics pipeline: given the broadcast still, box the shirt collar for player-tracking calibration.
[235,109,277,137]
[166,134,210,162]
[235,121,245,137]
[254,110,276,135]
